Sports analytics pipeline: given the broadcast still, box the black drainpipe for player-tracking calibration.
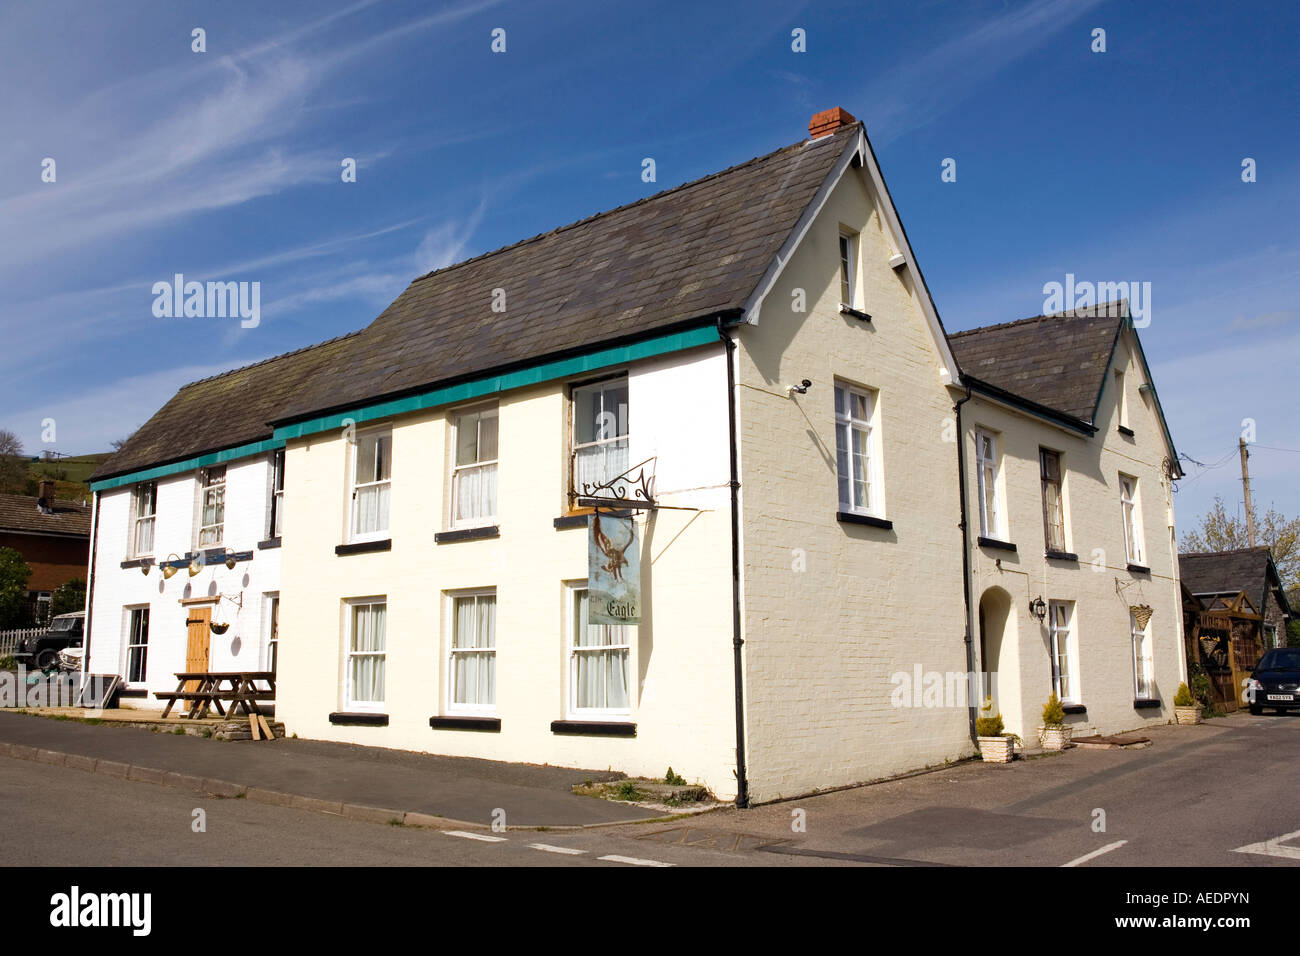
[81,491,101,687]
[718,317,749,808]
[954,385,978,744]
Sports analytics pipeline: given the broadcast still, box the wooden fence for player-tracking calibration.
[0,628,47,657]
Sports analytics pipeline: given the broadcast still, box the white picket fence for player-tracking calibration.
[0,627,47,657]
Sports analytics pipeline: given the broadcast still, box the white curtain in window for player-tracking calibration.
[574,592,630,710]
[453,596,495,707]
[575,437,629,490]
[354,484,390,535]
[454,463,498,523]
[350,604,385,704]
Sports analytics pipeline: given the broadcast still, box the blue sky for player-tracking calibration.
[1,0,1296,531]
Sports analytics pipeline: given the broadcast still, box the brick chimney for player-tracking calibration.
[809,107,857,139]
[37,479,55,514]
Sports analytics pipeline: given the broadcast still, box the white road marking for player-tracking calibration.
[528,843,586,856]
[598,854,673,867]
[1061,840,1128,867]
[443,830,508,843]
[1232,829,1300,860]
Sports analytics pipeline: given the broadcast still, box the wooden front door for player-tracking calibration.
[184,607,212,712]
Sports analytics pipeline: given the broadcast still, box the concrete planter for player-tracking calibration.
[1174,705,1203,725]
[1038,725,1072,751]
[977,735,1014,764]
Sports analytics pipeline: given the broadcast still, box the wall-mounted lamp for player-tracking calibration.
[161,554,181,580]
[787,379,812,395]
[1029,596,1047,622]
[223,548,237,570]
[139,557,155,577]
[187,554,203,577]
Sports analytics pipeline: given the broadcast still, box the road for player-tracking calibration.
[1,711,1295,867]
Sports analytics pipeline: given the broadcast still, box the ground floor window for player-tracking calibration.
[344,600,385,711]
[126,607,150,685]
[265,593,280,673]
[449,591,496,713]
[1131,611,1155,699]
[568,584,631,716]
[1049,600,1079,704]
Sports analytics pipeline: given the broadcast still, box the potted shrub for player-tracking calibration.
[1038,693,1072,750]
[975,699,1014,763]
[1173,682,1203,725]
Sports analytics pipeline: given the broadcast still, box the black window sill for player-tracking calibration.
[550,720,636,737]
[120,557,152,569]
[1117,425,1135,437]
[1133,698,1161,710]
[977,537,1017,553]
[837,512,893,530]
[434,525,500,544]
[839,304,872,322]
[329,712,389,726]
[430,716,501,732]
[335,539,392,556]
[553,514,588,529]
[1127,563,1150,575]
[1045,550,1078,562]
[257,537,282,550]
[1063,704,1087,716]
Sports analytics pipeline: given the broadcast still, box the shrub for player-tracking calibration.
[1173,682,1195,707]
[1042,692,1066,727]
[664,767,686,786]
[975,699,1004,737]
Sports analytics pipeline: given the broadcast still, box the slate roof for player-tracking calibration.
[1179,547,1282,600]
[94,124,860,482]
[91,332,362,481]
[0,493,91,537]
[948,302,1127,425]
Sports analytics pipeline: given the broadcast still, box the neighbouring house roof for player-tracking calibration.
[94,124,861,484]
[947,304,1127,426]
[1179,547,1293,616]
[0,493,91,538]
[90,332,362,482]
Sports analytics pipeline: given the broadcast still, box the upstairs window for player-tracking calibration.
[1040,449,1066,552]
[975,430,1001,538]
[350,429,391,541]
[198,466,225,547]
[133,482,156,557]
[450,404,499,527]
[835,383,879,516]
[269,450,285,538]
[1120,474,1144,565]
[839,231,859,309]
[1115,369,1129,430]
[572,378,629,498]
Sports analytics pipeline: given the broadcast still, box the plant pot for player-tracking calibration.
[1038,724,1072,751]
[1174,705,1203,725]
[977,735,1014,764]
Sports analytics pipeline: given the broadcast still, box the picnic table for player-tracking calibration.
[156,670,276,721]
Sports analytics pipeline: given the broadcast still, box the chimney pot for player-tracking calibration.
[809,106,857,139]
[38,479,55,513]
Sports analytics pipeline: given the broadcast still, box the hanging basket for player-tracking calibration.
[210,621,230,635]
[1131,604,1153,630]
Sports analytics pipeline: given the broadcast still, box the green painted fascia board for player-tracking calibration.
[273,324,721,442]
[89,438,285,492]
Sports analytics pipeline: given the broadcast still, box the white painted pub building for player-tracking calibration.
[86,108,1187,804]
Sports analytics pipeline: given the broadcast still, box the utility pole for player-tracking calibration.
[1239,437,1257,547]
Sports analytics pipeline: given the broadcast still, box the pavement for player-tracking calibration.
[0,710,656,828]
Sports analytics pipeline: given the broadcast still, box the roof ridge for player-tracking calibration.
[950,300,1129,338]
[1180,546,1272,557]
[407,125,859,287]
[179,328,366,389]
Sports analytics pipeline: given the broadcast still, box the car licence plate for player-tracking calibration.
[1266,694,1294,701]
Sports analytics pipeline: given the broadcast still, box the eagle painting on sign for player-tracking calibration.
[589,512,640,625]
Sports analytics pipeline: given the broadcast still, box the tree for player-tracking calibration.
[50,578,86,617]
[0,429,25,494]
[1180,495,1300,592]
[0,547,32,629]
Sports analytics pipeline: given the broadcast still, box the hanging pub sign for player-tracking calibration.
[588,512,640,625]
